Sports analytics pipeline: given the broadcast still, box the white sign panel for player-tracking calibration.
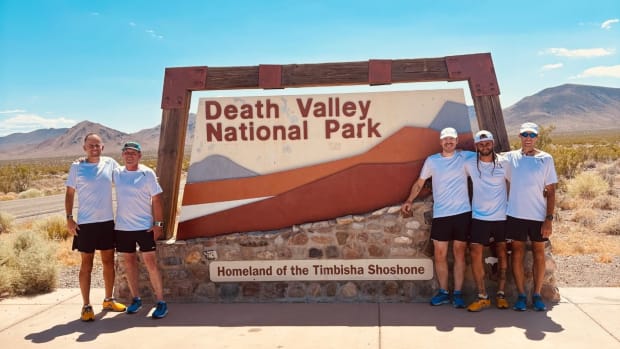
[209,259,433,282]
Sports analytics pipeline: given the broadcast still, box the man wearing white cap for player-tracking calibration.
[464,130,510,311]
[503,122,557,312]
[401,127,473,308]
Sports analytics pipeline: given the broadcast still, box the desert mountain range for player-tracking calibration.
[0,84,618,161]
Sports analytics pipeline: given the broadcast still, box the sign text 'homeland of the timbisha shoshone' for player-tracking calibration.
[210,259,433,282]
[179,89,473,239]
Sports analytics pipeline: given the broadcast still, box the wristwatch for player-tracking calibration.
[153,221,164,227]
[545,214,554,221]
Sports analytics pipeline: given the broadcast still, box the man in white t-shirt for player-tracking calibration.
[504,122,557,312]
[464,130,510,311]
[401,127,473,308]
[65,133,127,322]
[113,141,168,319]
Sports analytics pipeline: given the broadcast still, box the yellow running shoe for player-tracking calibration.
[467,296,491,312]
[81,305,95,321]
[102,298,127,312]
[496,293,509,309]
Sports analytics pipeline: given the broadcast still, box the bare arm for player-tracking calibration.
[65,186,79,235]
[151,193,164,240]
[541,183,556,238]
[400,177,427,215]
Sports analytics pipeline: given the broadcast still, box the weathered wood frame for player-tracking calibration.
[157,52,508,239]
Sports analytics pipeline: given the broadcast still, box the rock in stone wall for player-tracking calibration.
[114,200,559,304]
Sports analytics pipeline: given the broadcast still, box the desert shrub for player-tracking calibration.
[0,212,15,234]
[566,171,610,200]
[0,230,57,295]
[0,192,18,201]
[591,195,618,210]
[35,215,71,240]
[597,215,620,236]
[571,208,598,227]
[17,188,44,199]
[0,164,33,193]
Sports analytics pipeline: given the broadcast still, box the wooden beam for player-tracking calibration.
[158,53,508,239]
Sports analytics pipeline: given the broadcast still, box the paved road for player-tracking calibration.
[0,194,71,221]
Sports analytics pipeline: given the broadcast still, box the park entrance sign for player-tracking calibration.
[156,53,508,240]
[178,89,473,239]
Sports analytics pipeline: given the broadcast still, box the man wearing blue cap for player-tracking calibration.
[114,141,168,319]
[503,122,558,312]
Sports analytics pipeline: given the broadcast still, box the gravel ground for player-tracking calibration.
[56,254,620,289]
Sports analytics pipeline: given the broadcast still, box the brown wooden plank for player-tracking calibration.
[157,103,190,239]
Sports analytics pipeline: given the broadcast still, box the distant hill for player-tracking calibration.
[0,114,195,160]
[1,84,619,160]
[503,84,620,135]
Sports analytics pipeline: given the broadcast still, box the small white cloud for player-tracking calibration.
[601,18,619,30]
[90,12,100,16]
[543,47,614,58]
[574,65,620,78]
[541,63,563,71]
[0,113,78,136]
[129,22,136,27]
[145,29,163,39]
[0,109,26,114]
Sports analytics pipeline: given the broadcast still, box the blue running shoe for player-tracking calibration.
[532,294,547,311]
[452,290,466,308]
[430,289,450,306]
[126,297,142,314]
[513,294,527,311]
[152,301,168,319]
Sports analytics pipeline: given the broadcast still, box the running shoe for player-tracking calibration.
[496,292,509,309]
[126,297,142,314]
[532,293,547,311]
[467,296,491,312]
[102,298,127,312]
[430,289,450,306]
[152,301,168,319]
[513,293,527,311]
[81,305,95,322]
[452,290,466,308]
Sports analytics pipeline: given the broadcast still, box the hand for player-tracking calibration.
[541,220,553,238]
[400,202,413,217]
[149,225,164,240]
[67,218,79,236]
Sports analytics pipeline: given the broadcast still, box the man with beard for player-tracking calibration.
[464,130,510,311]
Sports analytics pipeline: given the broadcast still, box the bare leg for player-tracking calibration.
[495,242,508,293]
[142,251,164,301]
[433,240,449,290]
[100,249,116,299]
[79,252,94,305]
[511,241,526,294]
[532,241,546,294]
[452,241,467,291]
[469,243,486,295]
[123,252,140,298]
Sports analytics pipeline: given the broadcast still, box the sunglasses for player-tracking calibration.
[520,132,538,138]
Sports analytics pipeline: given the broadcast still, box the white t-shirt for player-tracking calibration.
[419,150,472,218]
[113,164,163,231]
[65,156,118,224]
[464,153,508,221]
[504,150,558,221]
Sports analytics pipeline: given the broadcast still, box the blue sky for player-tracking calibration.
[0,0,618,136]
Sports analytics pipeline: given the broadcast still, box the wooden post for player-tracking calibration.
[157,53,508,239]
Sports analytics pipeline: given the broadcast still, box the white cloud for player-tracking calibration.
[601,18,619,30]
[574,65,620,79]
[145,29,164,40]
[129,22,136,27]
[0,113,77,136]
[0,109,26,114]
[541,63,563,71]
[543,47,614,58]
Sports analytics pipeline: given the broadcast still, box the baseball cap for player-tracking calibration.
[439,127,458,139]
[474,130,494,143]
[122,141,142,152]
[519,122,539,135]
